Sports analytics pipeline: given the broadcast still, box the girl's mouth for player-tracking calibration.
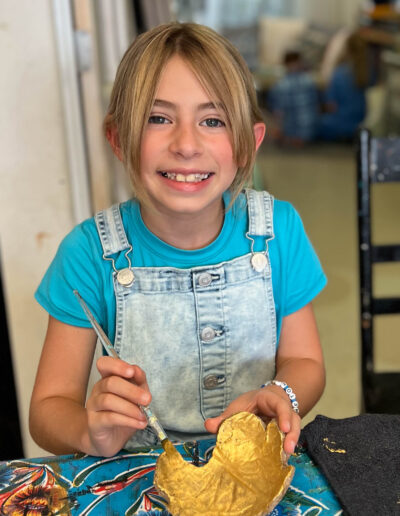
[159,171,213,183]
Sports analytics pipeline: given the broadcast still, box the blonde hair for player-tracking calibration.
[104,22,263,204]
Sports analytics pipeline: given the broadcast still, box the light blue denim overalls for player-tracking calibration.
[95,189,277,448]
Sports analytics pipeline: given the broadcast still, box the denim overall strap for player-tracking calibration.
[245,188,274,239]
[95,203,130,256]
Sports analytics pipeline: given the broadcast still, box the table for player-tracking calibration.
[0,438,342,515]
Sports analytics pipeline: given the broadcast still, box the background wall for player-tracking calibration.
[300,0,362,27]
[0,1,75,457]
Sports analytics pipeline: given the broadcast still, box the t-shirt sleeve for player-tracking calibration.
[34,220,105,328]
[276,201,327,317]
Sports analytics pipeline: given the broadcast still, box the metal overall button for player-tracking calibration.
[246,232,269,273]
[201,327,216,342]
[198,272,212,287]
[251,253,268,273]
[103,245,135,287]
[203,374,225,389]
[117,268,135,287]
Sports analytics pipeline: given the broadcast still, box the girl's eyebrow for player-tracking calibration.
[153,99,219,111]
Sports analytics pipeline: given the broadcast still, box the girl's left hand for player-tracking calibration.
[204,386,301,455]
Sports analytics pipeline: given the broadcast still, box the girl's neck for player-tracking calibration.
[140,200,225,250]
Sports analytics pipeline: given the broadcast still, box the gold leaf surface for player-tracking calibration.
[154,412,294,516]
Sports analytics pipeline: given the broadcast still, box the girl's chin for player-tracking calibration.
[147,193,223,218]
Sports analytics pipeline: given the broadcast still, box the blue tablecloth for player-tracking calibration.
[0,439,342,515]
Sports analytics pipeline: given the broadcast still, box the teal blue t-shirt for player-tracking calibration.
[35,192,326,344]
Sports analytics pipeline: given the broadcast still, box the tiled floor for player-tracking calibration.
[256,141,400,427]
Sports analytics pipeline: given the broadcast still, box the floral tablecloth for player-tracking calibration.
[0,439,342,515]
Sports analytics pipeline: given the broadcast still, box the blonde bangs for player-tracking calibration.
[108,30,176,201]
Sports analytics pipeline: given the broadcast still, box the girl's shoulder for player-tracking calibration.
[61,216,101,256]
[273,198,308,240]
[273,198,302,226]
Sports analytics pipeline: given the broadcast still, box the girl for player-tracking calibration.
[30,22,326,458]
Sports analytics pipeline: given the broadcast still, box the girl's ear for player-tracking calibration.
[106,125,124,162]
[238,122,266,167]
[254,122,266,151]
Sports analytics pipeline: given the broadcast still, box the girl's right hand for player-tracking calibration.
[85,356,151,457]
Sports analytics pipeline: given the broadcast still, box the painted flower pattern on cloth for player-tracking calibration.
[1,483,69,515]
[0,441,342,515]
[0,462,71,515]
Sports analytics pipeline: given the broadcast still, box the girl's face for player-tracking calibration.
[139,54,238,221]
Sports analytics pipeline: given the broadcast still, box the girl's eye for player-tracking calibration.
[148,115,170,124]
[201,118,225,128]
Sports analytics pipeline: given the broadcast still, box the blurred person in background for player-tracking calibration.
[317,33,369,141]
[269,50,320,147]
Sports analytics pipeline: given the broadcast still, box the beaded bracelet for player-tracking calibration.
[261,380,300,414]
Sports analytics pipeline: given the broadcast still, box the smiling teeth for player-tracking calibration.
[161,172,211,182]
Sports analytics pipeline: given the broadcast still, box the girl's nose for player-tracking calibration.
[169,123,203,159]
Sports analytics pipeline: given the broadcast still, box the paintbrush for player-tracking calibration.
[73,289,171,451]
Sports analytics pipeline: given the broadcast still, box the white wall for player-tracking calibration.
[300,0,363,28]
[0,0,75,457]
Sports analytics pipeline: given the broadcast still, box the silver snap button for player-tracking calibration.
[117,268,135,287]
[201,327,216,342]
[198,272,212,287]
[203,374,225,389]
[251,253,268,272]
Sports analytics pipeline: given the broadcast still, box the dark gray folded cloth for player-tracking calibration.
[301,414,400,516]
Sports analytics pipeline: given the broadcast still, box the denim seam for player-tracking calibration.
[245,189,275,239]
[221,282,231,411]
[95,204,131,257]
[95,209,108,253]
[246,189,257,236]
[264,263,277,352]
[202,286,229,419]
[263,193,274,239]
[114,278,125,352]
[116,262,271,293]
[193,275,205,420]
[111,203,130,251]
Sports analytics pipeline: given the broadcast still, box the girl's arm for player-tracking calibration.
[29,316,151,457]
[204,302,325,454]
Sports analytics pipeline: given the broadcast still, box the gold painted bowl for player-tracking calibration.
[154,412,294,516]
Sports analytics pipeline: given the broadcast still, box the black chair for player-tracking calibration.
[357,128,400,413]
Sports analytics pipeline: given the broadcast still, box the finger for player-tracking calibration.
[283,414,301,455]
[89,392,147,422]
[91,410,148,432]
[256,390,292,432]
[97,356,135,380]
[258,392,301,454]
[96,358,151,404]
[205,404,240,433]
[275,402,293,435]
[128,365,150,392]
[258,392,300,455]
[204,395,255,434]
[204,415,224,434]
[95,374,151,406]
